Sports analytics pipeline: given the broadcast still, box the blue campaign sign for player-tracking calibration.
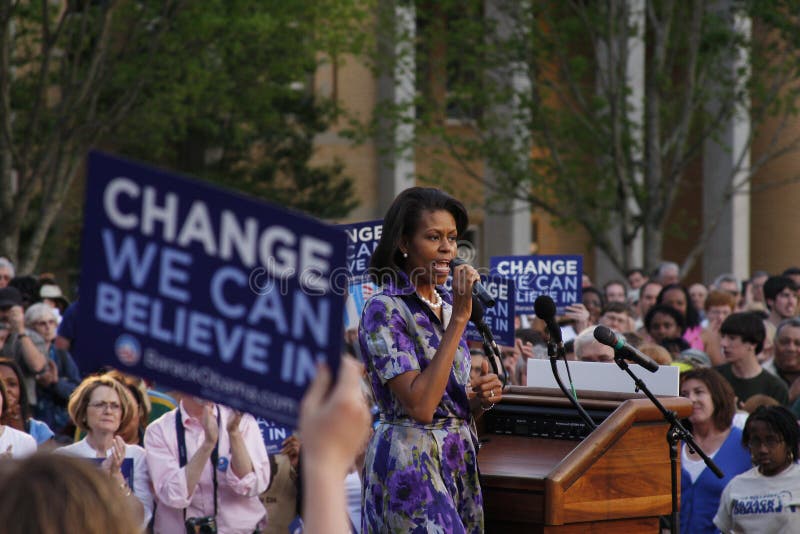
[77,151,346,426]
[465,275,516,347]
[256,418,294,455]
[344,279,378,330]
[339,219,382,282]
[490,255,583,314]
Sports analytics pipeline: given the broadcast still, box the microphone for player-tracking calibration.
[451,258,496,308]
[534,295,562,346]
[593,325,660,373]
[469,296,506,384]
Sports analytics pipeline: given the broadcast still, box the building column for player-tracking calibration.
[702,6,751,283]
[482,0,532,262]
[375,0,416,216]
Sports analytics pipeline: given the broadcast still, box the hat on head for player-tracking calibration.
[0,287,22,308]
[39,284,69,308]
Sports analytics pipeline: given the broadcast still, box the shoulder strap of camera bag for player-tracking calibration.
[176,405,220,521]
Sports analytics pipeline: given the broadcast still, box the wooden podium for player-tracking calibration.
[478,388,692,533]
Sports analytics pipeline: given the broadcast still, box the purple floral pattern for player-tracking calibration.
[359,273,482,533]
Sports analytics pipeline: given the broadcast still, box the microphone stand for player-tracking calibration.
[612,354,723,534]
[547,341,597,431]
[477,323,508,387]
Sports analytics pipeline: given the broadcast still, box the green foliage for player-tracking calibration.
[391,0,800,273]
[3,0,372,272]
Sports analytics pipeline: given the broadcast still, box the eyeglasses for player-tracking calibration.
[88,401,122,412]
[33,319,57,328]
[747,436,784,449]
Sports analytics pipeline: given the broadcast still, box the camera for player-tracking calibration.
[185,516,217,534]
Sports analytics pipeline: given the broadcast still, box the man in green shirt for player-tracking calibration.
[715,312,789,406]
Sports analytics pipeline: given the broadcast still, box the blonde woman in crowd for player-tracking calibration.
[57,375,153,529]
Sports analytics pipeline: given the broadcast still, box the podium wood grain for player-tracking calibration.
[478,393,691,533]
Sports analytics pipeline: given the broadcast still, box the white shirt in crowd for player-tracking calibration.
[0,426,36,458]
[714,463,800,533]
[56,437,154,528]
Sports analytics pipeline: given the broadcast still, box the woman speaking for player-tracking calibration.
[358,187,503,533]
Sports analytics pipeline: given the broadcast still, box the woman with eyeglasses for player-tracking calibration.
[57,375,153,530]
[24,303,80,439]
[679,368,751,533]
[714,405,800,532]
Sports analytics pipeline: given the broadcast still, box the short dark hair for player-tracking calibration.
[603,279,626,293]
[0,358,29,424]
[720,312,766,354]
[743,406,799,460]
[763,276,798,304]
[776,317,800,339]
[515,328,545,346]
[782,267,800,277]
[681,368,737,432]
[626,268,645,278]
[582,286,604,306]
[660,336,690,354]
[644,304,686,334]
[657,284,701,328]
[602,301,632,316]
[369,187,468,284]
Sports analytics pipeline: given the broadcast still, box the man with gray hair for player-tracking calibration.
[574,326,615,363]
[655,261,680,286]
[0,258,13,289]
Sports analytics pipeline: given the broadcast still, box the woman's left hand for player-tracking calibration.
[468,358,504,407]
[101,435,127,481]
[226,410,243,435]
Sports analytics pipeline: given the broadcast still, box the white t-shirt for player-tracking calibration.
[56,438,154,528]
[714,463,800,533]
[0,425,36,458]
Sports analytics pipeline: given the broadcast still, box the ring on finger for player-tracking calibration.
[489,389,494,398]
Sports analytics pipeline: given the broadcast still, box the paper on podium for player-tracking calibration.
[527,359,679,396]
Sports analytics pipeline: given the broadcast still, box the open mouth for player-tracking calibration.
[433,260,451,276]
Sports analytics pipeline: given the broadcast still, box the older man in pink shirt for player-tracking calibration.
[145,396,271,533]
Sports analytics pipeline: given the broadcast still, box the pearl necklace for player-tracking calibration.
[417,288,443,308]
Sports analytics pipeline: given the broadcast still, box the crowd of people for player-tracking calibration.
[1,190,800,532]
[480,260,800,532]
[0,261,371,533]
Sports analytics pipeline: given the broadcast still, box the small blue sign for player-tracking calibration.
[256,418,294,455]
[339,219,383,282]
[490,255,583,315]
[77,151,346,425]
[464,275,516,347]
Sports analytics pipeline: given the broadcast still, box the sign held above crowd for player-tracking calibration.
[490,254,583,315]
[77,151,347,425]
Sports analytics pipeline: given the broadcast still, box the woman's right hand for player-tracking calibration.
[201,403,219,446]
[451,262,480,322]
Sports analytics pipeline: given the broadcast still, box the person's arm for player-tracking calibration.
[8,306,46,373]
[184,404,217,494]
[386,264,480,423]
[713,479,734,532]
[50,352,81,400]
[144,410,207,509]
[300,358,370,534]
[468,358,504,419]
[131,447,154,527]
[103,436,145,524]
[227,411,253,478]
[221,412,271,496]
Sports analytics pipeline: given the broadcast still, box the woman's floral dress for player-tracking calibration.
[358,273,483,533]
